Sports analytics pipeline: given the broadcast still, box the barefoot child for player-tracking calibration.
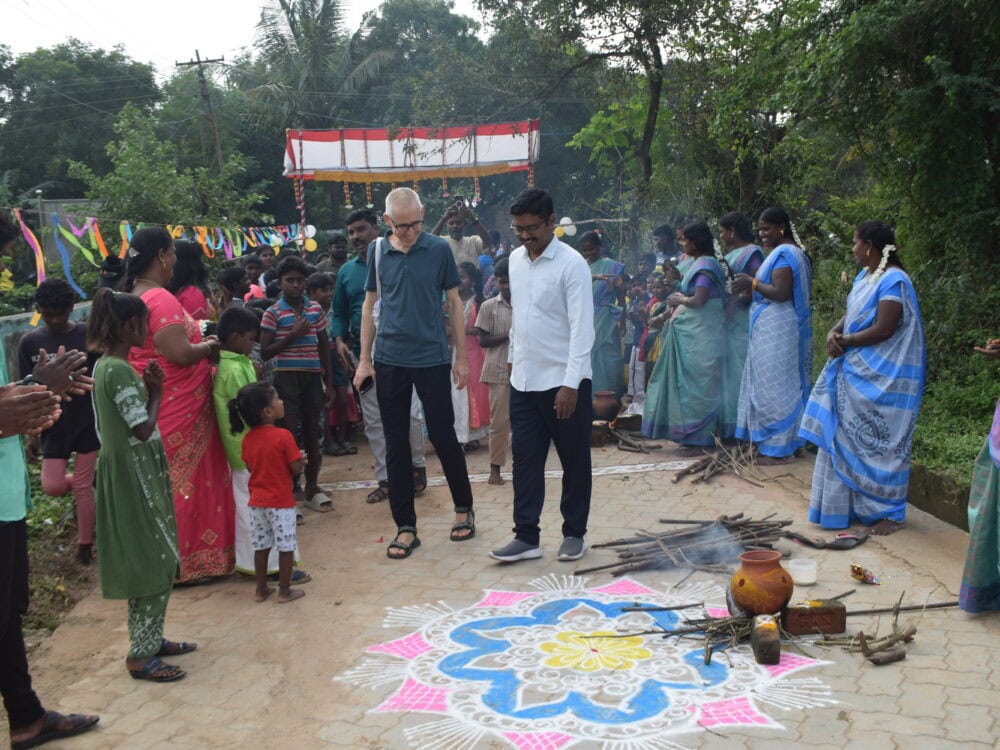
[87,288,192,682]
[18,279,100,563]
[228,383,306,603]
[474,258,513,485]
[213,307,307,581]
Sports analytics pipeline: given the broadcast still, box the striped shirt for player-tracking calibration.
[261,296,324,372]
[474,295,512,384]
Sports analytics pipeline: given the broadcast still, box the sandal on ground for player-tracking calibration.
[324,442,350,457]
[367,481,390,504]
[11,710,100,750]
[156,639,197,657]
[296,512,306,525]
[412,466,427,495]
[342,441,358,455]
[450,508,476,542]
[268,569,312,584]
[304,491,333,513]
[128,657,186,682]
[387,527,421,560]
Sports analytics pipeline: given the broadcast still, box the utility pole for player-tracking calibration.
[176,50,226,173]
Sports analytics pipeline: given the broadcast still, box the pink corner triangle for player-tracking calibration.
[474,590,538,608]
[502,731,574,750]
[590,578,658,596]
[705,606,731,618]
[373,678,450,713]
[366,632,433,660]
[765,651,821,678]
[692,696,778,728]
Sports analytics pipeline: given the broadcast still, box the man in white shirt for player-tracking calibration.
[489,188,595,563]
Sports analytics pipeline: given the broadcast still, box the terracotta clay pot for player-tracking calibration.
[728,550,794,616]
[593,390,620,420]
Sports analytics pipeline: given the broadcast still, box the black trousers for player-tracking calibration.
[510,380,593,545]
[0,520,44,731]
[374,362,474,530]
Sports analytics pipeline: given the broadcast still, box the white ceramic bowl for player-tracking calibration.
[787,557,817,586]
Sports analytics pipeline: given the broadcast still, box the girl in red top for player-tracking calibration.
[229,383,306,604]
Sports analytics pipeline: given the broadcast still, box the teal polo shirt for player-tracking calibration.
[364,231,459,368]
[0,345,32,522]
[331,254,370,357]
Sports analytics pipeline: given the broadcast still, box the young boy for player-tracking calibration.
[260,257,334,513]
[18,278,99,563]
[474,257,513,485]
[307,272,357,457]
[213,306,306,578]
[242,254,266,301]
[217,266,250,312]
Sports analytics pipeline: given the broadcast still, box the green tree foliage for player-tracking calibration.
[67,104,267,226]
[0,40,159,197]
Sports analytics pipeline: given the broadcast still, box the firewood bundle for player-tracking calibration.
[576,514,793,577]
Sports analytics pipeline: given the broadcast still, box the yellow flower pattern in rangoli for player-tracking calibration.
[539,631,652,672]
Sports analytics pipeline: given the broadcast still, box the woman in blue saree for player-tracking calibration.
[580,231,626,399]
[960,338,1000,611]
[799,222,925,536]
[731,207,812,463]
[642,222,726,453]
[719,212,764,439]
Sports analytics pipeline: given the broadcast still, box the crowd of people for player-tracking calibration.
[2,182,1000,746]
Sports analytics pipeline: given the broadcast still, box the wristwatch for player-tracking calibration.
[16,374,41,387]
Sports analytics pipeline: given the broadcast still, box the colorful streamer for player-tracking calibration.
[13,209,45,284]
[52,215,87,298]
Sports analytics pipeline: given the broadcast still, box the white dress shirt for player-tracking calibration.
[507,236,594,391]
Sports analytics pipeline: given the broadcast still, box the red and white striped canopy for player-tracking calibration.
[283,120,540,182]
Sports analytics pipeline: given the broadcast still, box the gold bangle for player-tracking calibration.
[752,278,759,292]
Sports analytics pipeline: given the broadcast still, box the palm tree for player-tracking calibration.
[233,0,392,132]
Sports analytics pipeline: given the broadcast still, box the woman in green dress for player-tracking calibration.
[87,288,195,683]
[641,221,727,453]
[718,212,764,438]
[579,231,626,399]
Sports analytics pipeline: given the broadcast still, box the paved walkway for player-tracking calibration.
[8,437,1000,749]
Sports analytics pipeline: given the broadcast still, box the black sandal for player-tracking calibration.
[128,657,186,682]
[412,466,427,495]
[11,710,100,750]
[387,527,421,560]
[156,638,197,656]
[450,508,476,542]
[367,481,390,504]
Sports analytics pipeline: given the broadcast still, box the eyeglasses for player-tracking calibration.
[509,221,546,235]
[390,219,423,233]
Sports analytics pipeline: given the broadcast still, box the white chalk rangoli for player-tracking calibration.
[337,575,835,749]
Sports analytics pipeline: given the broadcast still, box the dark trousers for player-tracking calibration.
[374,362,474,530]
[510,380,593,545]
[274,370,323,492]
[0,520,44,731]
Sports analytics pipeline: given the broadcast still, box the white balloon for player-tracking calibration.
[305,224,317,239]
[564,225,578,237]
[559,216,573,226]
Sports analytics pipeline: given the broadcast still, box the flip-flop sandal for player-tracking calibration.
[268,569,312,584]
[450,508,476,542]
[412,467,428,495]
[128,657,186,682]
[157,638,197,656]
[367,481,390,504]
[323,443,350,457]
[387,527,421,560]
[304,492,333,513]
[11,711,100,750]
[343,441,358,455]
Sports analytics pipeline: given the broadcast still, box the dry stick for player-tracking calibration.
[846,601,958,617]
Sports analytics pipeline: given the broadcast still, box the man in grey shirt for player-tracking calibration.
[354,188,476,560]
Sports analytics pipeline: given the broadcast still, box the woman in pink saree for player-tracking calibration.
[124,228,234,582]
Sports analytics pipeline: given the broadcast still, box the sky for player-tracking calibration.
[2,0,481,78]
